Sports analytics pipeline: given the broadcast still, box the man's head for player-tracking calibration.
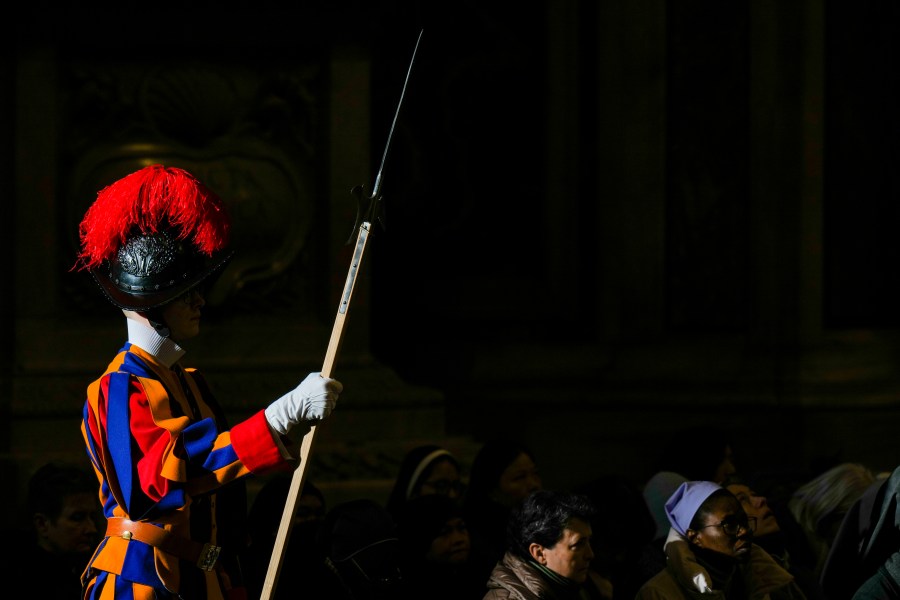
[507,490,595,583]
[27,462,100,556]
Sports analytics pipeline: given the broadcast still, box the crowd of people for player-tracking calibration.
[10,437,897,600]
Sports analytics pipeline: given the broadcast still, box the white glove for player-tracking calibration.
[265,372,342,435]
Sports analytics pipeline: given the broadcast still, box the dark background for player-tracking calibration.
[1,0,899,518]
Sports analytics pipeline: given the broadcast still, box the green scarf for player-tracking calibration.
[532,561,593,600]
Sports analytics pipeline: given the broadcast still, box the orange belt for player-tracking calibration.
[105,517,222,571]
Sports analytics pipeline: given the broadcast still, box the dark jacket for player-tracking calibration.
[636,530,807,600]
[820,467,900,600]
[483,552,608,600]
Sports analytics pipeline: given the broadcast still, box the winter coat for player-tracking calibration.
[636,529,807,600]
[484,551,608,600]
[820,466,900,600]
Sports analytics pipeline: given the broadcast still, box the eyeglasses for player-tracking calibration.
[699,515,757,536]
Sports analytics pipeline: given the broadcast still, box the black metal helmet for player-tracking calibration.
[75,164,233,311]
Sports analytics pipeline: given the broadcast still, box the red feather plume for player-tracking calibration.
[75,164,231,271]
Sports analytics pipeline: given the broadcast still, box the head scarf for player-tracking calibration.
[385,445,458,517]
[665,480,722,536]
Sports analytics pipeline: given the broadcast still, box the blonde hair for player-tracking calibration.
[788,462,877,574]
[789,463,876,536]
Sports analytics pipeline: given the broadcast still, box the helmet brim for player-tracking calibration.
[90,249,234,311]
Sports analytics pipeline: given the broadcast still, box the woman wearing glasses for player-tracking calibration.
[636,481,807,599]
[386,445,465,519]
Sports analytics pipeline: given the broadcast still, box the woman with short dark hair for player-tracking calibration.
[484,489,609,600]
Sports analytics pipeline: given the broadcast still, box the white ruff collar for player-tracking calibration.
[126,318,186,368]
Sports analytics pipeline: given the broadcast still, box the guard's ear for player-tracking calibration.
[528,542,547,565]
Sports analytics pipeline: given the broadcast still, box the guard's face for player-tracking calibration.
[161,289,205,342]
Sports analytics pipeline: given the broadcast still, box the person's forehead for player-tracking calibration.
[564,517,592,536]
[725,483,752,496]
[706,494,742,517]
[505,453,535,472]
[298,494,323,508]
[64,491,97,504]
[60,492,98,514]
[428,460,460,479]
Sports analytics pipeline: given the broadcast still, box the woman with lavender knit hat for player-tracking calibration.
[636,481,807,599]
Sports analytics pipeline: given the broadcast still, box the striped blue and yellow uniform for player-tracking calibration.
[81,343,292,600]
